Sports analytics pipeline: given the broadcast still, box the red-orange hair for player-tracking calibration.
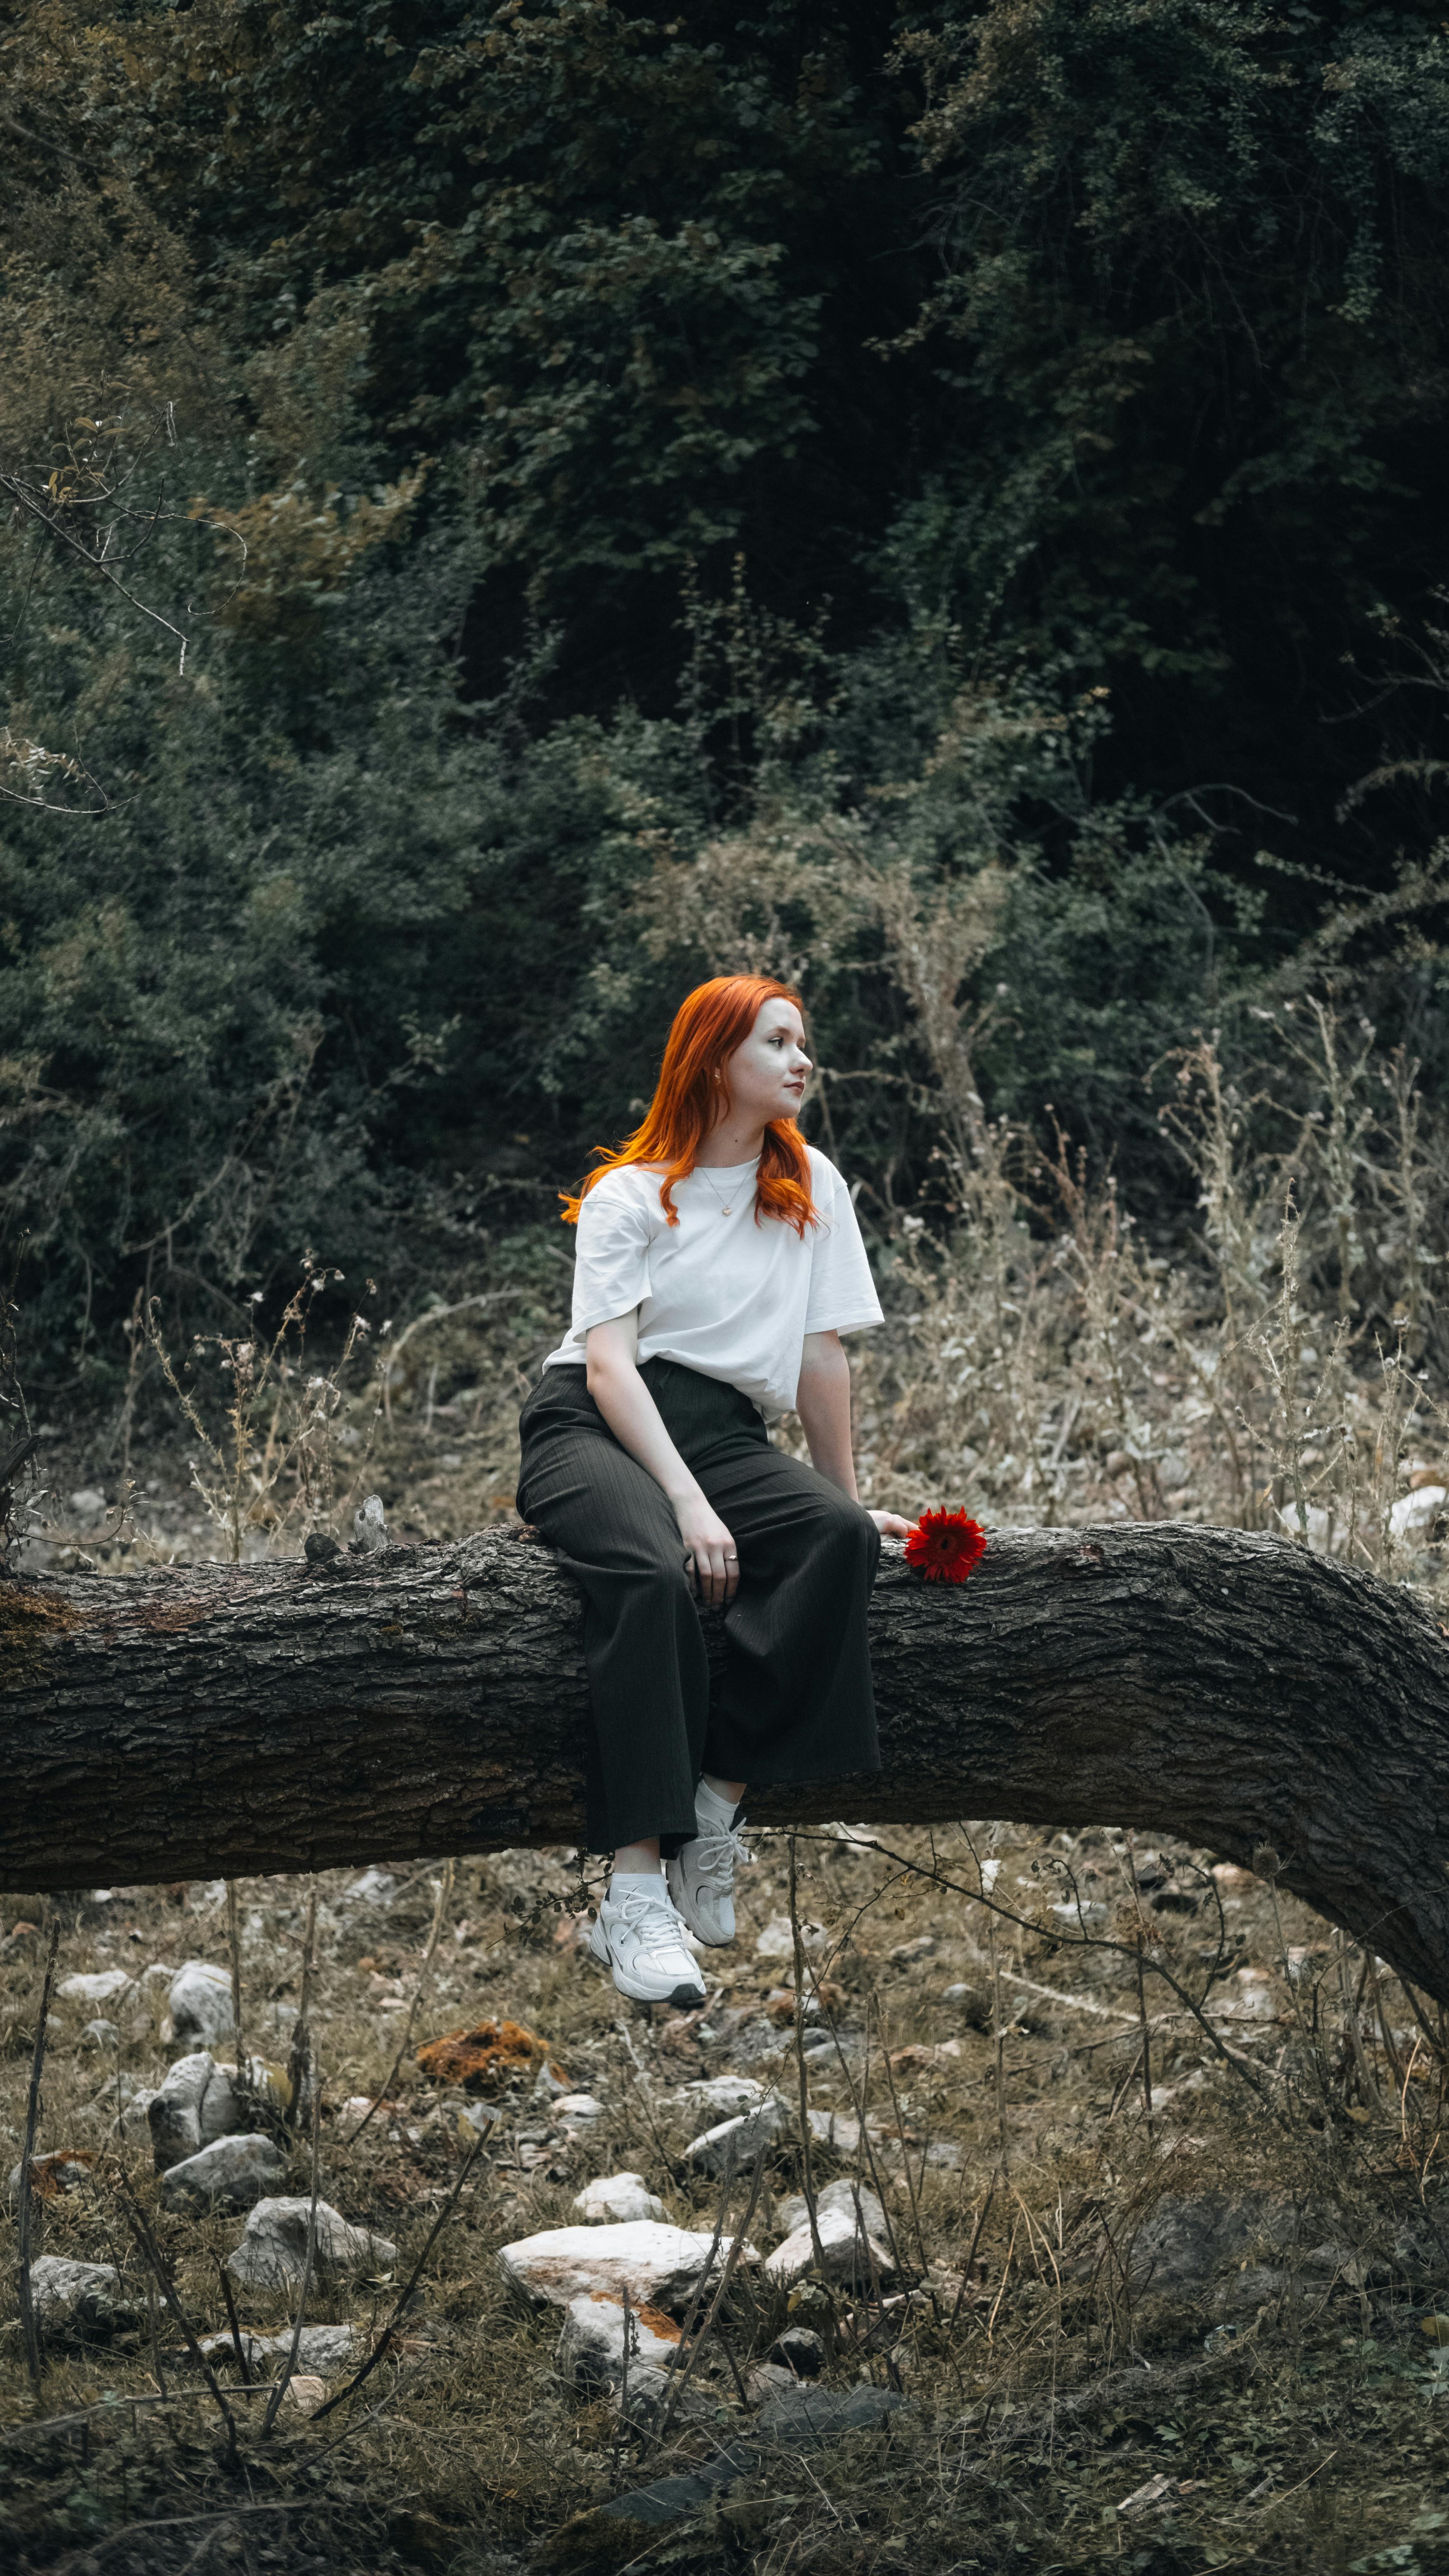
[562,975,817,1236]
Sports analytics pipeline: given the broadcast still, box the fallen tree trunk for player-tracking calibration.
[2,1523,1446,1996]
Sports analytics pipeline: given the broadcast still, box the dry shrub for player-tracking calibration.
[850,997,1449,1610]
[416,2017,567,2095]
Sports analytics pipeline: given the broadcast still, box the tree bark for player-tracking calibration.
[2,1523,1446,1998]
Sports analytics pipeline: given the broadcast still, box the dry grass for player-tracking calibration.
[4,988,1449,2572]
[3,1817,1449,2576]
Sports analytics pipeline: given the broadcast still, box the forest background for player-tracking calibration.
[10,14,1449,2573]
[5,0,1449,1423]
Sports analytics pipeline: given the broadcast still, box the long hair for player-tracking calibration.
[561,975,817,1236]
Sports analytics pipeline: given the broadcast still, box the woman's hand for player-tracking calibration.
[675,1493,741,1607]
[865,1509,919,1540]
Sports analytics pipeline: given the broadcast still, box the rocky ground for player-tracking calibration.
[3,1818,1449,2576]
[3,1314,1449,2576]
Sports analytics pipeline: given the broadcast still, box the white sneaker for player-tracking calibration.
[666,1805,753,1946]
[588,1883,708,2007]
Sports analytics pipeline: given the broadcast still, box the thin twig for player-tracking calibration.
[651,2144,769,2450]
[798,1952,908,2280]
[1338,1934,1388,2118]
[797,1828,1281,2114]
[226,1881,246,2080]
[47,2500,301,2575]
[876,1997,931,2279]
[341,1863,452,2148]
[788,1833,827,2275]
[109,2166,241,2458]
[613,2015,677,2175]
[659,2142,736,2389]
[989,1904,1009,2176]
[1400,1977,1448,2068]
[15,1917,60,2387]
[286,1888,317,2130]
[217,2257,253,2385]
[0,2384,284,2447]
[305,2130,489,2426]
[947,2179,997,2334]
[260,2075,323,2436]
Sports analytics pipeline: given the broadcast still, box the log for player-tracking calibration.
[1,1524,1446,1998]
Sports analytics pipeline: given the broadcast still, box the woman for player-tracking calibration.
[516,974,914,2005]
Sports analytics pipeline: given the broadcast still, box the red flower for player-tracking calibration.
[904,1507,987,1585]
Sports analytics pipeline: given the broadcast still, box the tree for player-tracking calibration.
[2,1522,1446,2001]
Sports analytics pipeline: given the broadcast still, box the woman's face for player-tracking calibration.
[720,998,812,1129]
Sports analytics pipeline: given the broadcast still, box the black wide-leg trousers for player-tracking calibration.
[516,1358,882,1854]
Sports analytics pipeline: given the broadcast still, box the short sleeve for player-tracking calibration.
[570,1178,653,1333]
[803,1158,883,1336]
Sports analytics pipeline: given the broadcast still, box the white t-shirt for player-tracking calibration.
[542,1146,883,1417]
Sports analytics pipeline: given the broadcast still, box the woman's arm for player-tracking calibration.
[585,1314,740,1605]
[795,1330,858,1495]
[796,1329,916,1539]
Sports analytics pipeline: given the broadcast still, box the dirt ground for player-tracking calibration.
[4,1798,1449,2576]
[3,1334,1449,2576]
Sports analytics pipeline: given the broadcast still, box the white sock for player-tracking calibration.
[695,1780,740,1830]
[608,1869,665,1901]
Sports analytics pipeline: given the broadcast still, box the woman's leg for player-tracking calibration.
[661,1451,878,1942]
[517,1370,712,2005]
[519,1373,710,1852]
[694,1442,883,1789]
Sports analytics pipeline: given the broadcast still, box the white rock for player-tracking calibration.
[226,2197,397,2290]
[748,2360,800,2401]
[281,2323,365,2375]
[68,1487,107,1519]
[753,1915,827,1959]
[28,2255,133,2330]
[92,2069,143,2103]
[612,2359,715,2429]
[1209,1971,1276,2023]
[58,1970,136,2005]
[675,2071,768,2112]
[552,2093,606,2122]
[343,1867,397,1907]
[1276,1503,1340,1552]
[148,2050,256,2169]
[353,1494,388,1553]
[110,2088,159,2147]
[1392,1486,1447,1541]
[775,2178,887,2243]
[556,2289,681,2389]
[168,1962,234,2051]
[80,2019,121,2048]
[500,2219,757,2311]
[805,2108,865,2151]
[765,2198,896,2291]
[671,2075,767,2119]
[684,2092,792,2176]
[197,2322,363,2377]
[573,2172,665,2224]
[159,2133,286,2211]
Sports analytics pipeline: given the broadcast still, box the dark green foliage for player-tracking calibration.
[3,0,1449,1371]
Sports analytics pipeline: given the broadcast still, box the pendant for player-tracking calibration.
[720,1203,732,1216]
